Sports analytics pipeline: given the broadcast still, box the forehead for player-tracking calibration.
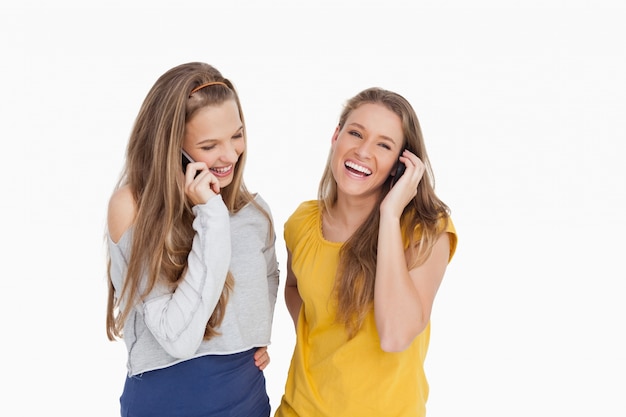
[185,99,242,139]
[345,103,402,136]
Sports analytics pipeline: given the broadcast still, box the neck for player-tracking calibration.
[323,192,378,242]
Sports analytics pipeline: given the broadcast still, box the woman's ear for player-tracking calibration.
[331,125,341,144]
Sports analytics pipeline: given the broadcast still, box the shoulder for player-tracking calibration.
[107,185,137,243]
[234,194,273,226]
[438,215,457,262]
[286,200,319,225]
[250,193,271,214]
[405,214,457,262]
[284,200,319,247]
[294,200,319,216]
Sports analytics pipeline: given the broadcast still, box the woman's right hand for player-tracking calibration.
[184,162,221,205]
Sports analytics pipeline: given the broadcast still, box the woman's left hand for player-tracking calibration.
[253,346,270,370]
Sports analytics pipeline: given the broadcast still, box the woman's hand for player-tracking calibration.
[253,346,270,370]
[381,149,425,218]
[184,161,221,205]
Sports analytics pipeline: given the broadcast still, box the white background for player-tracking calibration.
[1,1,624,416]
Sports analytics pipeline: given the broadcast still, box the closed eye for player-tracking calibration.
[232,128,244,140]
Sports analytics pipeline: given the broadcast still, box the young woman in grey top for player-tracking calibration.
[105,62,279,417]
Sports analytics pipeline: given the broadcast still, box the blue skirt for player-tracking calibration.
[120,348,270,417]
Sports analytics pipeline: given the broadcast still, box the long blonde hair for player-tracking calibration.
[318,87,450,338]
[106,62,271,341]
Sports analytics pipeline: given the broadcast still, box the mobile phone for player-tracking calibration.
[181,149,198,177]
[391,162,406,186]
[391,149,407,186]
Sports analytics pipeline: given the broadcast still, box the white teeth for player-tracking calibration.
[212,165,232,173]
[345,161,372,175]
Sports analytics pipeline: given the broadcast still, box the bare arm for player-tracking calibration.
[374,149,451,352]
[374,223,450,352]
[284,249,302,329]
[107,185,136,243]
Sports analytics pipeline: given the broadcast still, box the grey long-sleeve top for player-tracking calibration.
[108,194,279,376]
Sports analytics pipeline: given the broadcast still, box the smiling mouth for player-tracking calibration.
[345,161,372,176]
[210,165,233,176]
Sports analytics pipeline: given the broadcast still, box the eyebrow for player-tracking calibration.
[195,125,244,145]
[347,122,398,145]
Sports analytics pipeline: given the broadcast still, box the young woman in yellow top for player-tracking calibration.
[275,87,458,417]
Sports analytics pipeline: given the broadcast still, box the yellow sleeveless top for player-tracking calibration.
[275,201,457,417]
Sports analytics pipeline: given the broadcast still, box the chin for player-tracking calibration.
[219,176,234,188]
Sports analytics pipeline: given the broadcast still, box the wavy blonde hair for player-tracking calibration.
[106,62,271,341]
[318,87,450,338]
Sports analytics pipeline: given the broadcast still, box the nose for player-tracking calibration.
[355,140,374,159]
[221,141,240,164]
